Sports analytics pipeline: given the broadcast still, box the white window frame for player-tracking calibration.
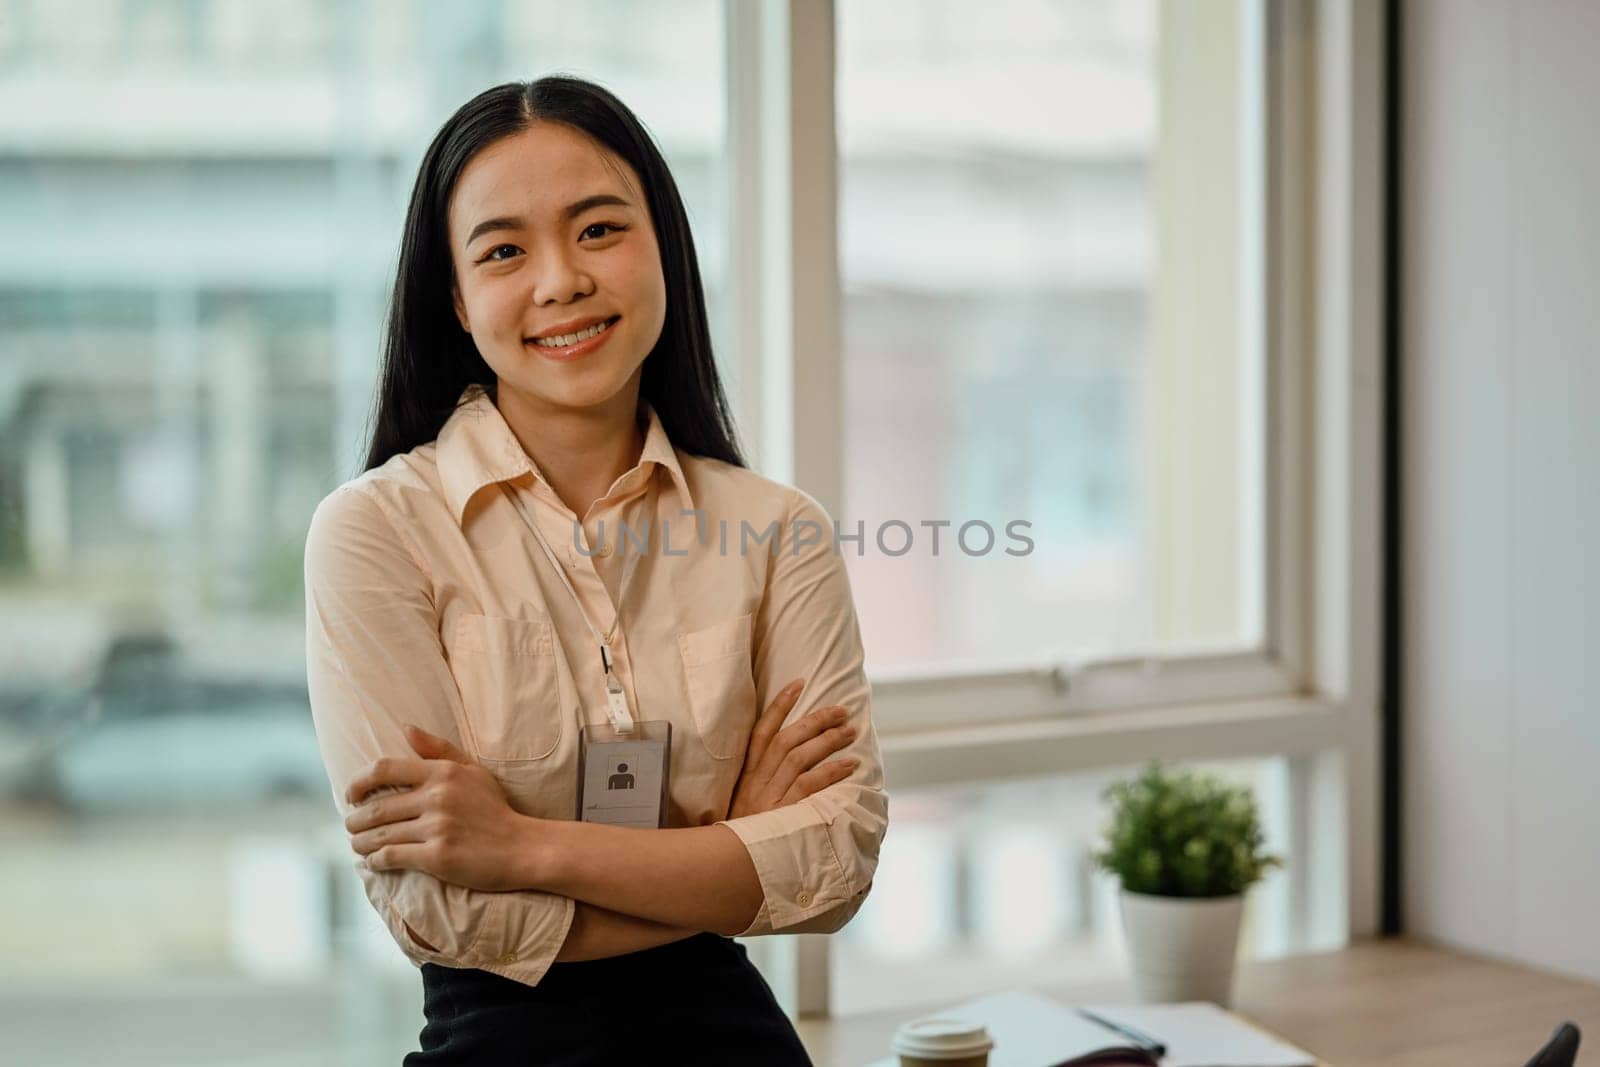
[725,0,1385,1017]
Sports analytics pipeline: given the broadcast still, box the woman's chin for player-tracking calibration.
[496,366,634,412]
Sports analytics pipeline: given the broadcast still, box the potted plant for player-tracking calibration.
[1093,761,1281,1007]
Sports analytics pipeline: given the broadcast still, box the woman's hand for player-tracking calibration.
[343,726,533,892]
[727,678,860,820]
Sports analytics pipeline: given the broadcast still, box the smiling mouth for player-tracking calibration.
[526,316,620,348]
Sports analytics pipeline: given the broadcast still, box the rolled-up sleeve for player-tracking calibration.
[715,487,890,936]
[303,484,574,985]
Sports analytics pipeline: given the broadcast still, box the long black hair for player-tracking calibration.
[361,76,745,474]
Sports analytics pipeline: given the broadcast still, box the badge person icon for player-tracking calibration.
[608,762,635,790]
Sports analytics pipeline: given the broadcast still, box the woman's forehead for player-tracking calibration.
[449,123,640,233]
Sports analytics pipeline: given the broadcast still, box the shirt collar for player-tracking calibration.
[637,398,695,513]
[437,383,694,526]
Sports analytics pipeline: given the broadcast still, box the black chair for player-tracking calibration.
[1522,1022,1581,1067]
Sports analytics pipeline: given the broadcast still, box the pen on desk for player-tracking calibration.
[1075,1008,1168,1058]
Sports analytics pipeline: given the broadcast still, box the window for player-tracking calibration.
[0,0,726,1060]
[0,0,1384,1052]
[727,0,1381,1015]
[838,0,1262,675]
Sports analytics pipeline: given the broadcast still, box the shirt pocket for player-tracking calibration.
[677,612,758,761]
[446,613,566,763]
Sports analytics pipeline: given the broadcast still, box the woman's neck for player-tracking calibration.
[494,379,646,521]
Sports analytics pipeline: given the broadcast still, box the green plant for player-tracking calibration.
[1093,761,1282,898]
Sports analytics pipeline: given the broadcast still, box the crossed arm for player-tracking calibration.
[392,815,763,962]
[350,680,856,962]
[398,832,751,963]
[400,831,748,966]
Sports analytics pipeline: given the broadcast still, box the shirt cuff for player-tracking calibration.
[469,891,577,987]
[375,877,576,988]
[716,800,855,936]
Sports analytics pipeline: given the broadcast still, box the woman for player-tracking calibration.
[302,77,888,1065]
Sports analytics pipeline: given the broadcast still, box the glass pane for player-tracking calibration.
[838,0,1264,674]
[831,757,1294,1016]
[0,2,725,1063]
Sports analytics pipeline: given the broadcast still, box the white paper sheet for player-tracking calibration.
[858,992,1317,1067]
[1080,1002,1316,1067]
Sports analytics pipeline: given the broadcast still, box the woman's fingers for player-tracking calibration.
[744,678,806,772]
[727,684,863,818]
[759,705,850,778]
[350,814,428,856]
[781,757,862,806]
[766,720,857,800]
[786,721,857,773]
[405,725,474,765]
[363,843,432,873]
[345,790,426,834]
[345,756,430,804]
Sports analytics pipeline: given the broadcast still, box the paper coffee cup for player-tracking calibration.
[890,1015,995,1067]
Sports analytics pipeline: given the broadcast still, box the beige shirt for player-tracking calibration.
[303,383,888,987]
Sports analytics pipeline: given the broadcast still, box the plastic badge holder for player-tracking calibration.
[576,718,672,828]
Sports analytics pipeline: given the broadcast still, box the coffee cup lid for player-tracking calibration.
[890,1015,995,1057]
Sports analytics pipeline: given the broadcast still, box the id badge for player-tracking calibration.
[577,719,671,828]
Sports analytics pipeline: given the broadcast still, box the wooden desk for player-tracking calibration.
[796,939,1600,1067]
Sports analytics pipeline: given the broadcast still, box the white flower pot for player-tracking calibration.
[1118,889,1245,1007]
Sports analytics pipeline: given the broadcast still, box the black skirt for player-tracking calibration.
[404,932,814,1066]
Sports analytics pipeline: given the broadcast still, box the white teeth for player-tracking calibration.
[533,319,611,347]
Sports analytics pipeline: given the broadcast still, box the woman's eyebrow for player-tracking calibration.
[463,194,633,249]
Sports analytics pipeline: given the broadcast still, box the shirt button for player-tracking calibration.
[796,890,812,906]
[594,543,613,558]
[496,951,518,965]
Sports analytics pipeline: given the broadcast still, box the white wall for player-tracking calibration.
[1403,0,1600,981]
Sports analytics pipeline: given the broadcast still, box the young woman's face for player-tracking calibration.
[447,121,666,412]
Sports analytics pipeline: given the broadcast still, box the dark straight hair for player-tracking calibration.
[361,76,745,474]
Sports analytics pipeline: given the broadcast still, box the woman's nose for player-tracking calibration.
[529,247,594,305]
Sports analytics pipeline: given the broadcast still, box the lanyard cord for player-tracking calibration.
[500,481,639,732]
[498,481,640,675]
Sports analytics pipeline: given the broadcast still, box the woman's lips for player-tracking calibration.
[524,317,620,362]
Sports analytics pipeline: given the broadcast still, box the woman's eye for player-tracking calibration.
[477,224,621,263]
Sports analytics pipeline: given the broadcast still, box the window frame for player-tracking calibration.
[726,0,1384,1017]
